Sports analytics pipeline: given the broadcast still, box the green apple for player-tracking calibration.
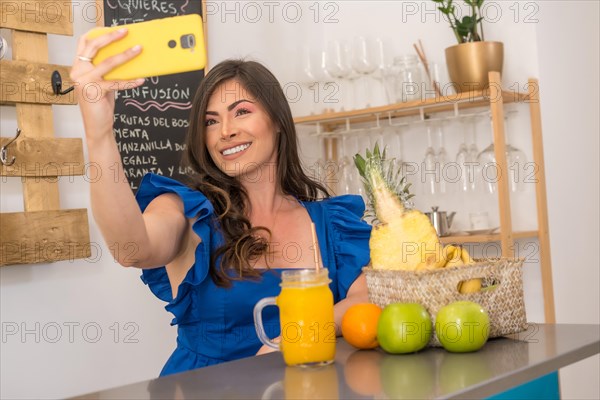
[377,303,433,354]
[435,301,490,353]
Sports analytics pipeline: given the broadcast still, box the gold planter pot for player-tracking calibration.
[445,41,504,93]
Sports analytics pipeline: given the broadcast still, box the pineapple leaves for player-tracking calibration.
[353,153,366,179]
[353,142,414,223]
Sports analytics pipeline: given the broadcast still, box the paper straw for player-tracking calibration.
[310,222,321,272]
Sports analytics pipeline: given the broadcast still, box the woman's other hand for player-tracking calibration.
[256,336,281,356]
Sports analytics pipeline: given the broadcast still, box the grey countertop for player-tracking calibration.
[75,323,599,399]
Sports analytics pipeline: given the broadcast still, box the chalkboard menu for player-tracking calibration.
[103,0,204,191]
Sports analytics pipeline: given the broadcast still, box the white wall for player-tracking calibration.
[0,1,598,398]
[534,1,600,399]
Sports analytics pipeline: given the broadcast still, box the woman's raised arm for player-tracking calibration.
[71,29,187,268]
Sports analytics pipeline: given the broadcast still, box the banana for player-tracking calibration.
[442,245,481,294]
[459,277,482,294]
[458,247,481,293]
[443,245,464,268]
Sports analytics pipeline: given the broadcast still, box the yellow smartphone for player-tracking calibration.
[87,14,206,80]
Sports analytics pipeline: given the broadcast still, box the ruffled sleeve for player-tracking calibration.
[323,195,372,300]
[135,173,217,325]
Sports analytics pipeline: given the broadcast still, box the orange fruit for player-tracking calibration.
[341,303,382,349]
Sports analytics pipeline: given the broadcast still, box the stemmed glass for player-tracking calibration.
[325,40,354,111]
[349,129,372,198]
[381,125,404,177]
[302,131,327,188]
[477,140,496,194]
[456,116,478,192]
[300,46,325,115]
[422,123,438,196]
[468,116,481,166]
[301,46,320,115]
[455,122,471,193]
[368,118,386,149]
[381,126,403,160]
[505,112,528,192]
[351,37,377,108]
[372,38,393,105]
[435,123,448,194]
[476,112,528,193]
[337,133,354,195]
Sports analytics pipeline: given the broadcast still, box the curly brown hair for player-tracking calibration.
[182,59,330,287]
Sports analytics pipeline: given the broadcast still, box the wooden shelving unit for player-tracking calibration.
[294,71,556,323]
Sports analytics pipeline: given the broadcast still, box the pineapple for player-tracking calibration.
[354,144,445,271]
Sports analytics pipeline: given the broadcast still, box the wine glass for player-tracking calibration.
[349,129,372,198]
[505,111,528,192]
[317,143,330,188]
[372,38,393,105]
[336,132,354,195]
[325,40,354,111]
[476,114,500,194]
[477,141,496,194]
[455,122,471,193]
[351,36,377,108]
[468,116,481,164]
[368,118,386,149]
[381,125,404,177]
[422,123,438,196]
[300,46,335,114]
[435,123,448,194]
[300,46,320,115]
[381,126,402,159]
[476,112,528,193]
[456,116,478,192]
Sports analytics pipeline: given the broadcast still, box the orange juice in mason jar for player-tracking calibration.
[254,269,336,366]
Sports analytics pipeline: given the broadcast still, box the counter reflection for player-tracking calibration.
[262,364,339,400]
[342,338,529,399]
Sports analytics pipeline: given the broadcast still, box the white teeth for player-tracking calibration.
[222,143,250,156]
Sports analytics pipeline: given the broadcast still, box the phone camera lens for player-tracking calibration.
[168,40,177,49]
[180,34,196,49]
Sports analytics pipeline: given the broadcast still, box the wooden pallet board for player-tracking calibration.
[0,0,73,35]
[0,138,84,176]
[0,209,91,266]
[0,60,75,105]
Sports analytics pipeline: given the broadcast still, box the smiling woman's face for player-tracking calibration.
[204,79,279,180]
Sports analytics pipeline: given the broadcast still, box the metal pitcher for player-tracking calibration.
[425,206,456,237]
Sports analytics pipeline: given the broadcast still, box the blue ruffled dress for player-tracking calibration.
[135,173,372,376]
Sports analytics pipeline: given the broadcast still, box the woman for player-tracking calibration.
[71,28,371,376]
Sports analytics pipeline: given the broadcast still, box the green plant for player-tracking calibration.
[433,0,486,44]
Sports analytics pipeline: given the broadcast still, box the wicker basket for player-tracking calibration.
[363,258,527,346]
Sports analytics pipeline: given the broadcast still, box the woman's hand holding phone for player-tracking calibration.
[70,28,157,266]
[71,15,205,142]
[70,28,145,143]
